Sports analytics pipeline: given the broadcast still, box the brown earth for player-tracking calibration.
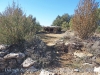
[37,33,65,46]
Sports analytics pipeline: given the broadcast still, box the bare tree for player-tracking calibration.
[72,0,99,39]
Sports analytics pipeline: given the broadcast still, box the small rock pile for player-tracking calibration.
[55,30,84,53]
[0,36,51,75]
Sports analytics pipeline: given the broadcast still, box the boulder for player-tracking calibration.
[22,58,36,68]
[4,53,25,59]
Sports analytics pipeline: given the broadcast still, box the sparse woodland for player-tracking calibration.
[0,0,100,75]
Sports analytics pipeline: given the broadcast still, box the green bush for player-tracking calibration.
[0,2,40,45]
[61,21,70,31]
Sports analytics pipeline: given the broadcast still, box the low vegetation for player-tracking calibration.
[72,0,99,39]
[0,2,41,45]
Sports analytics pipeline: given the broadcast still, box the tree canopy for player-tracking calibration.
[52,13,72,30]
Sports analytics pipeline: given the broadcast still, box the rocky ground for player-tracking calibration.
[0,31,100,75]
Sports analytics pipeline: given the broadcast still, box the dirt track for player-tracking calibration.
[36,32,98,75]
[37,33,65,46]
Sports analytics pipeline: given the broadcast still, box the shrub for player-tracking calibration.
[61,21,70,31]
[72,0,99,39]
[96,26,100,33]
[0,2,40,45]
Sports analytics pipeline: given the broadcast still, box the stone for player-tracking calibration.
[4,53,25,59]
[94,66,100,75]
[25,66,38,73]
[39,69,55,75]
[7,59,17,68]
[82,63,93,66]
[65,42,70,46]
[24,49,34,56]
[55,39,64,45]
[0,61,7,70]
[86,43,93,48]
[0,57,7,70]
[22,58,36,68]
[0,57,5,62]
[91,41,100,50]
[95,54,100,64]
[71,42,83,50]
[0,44,6,50]
[87,53,93,57]
[18,53,25,59]
[0,52,6,57]
[73,69,79,72]
[8,69,21,75]
[74,51,93,58]
[74,52,85,57]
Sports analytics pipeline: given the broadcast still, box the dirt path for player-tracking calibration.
[27,32,98,75]
[37,33,65,46]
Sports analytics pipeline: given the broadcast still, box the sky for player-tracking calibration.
[0,0,100,26]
